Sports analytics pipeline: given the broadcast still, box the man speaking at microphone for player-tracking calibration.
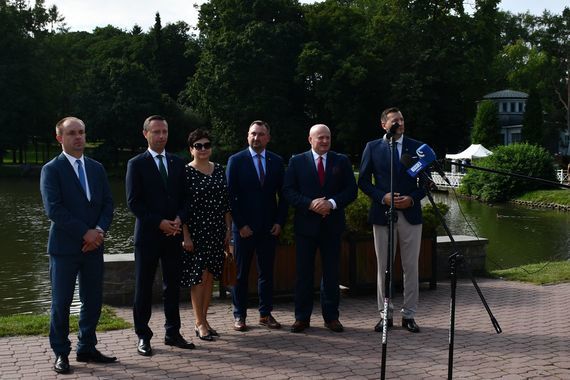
[358,107,427,333]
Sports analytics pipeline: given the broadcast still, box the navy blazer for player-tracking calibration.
[283,150,357,237]
[226,149,288,233]
[358,135,426,226]
[40,153,114,256]
[125,151,187,248]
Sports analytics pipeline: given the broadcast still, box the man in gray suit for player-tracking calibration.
[40,117,115,374]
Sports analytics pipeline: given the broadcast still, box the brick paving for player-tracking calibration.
[1,278,569,379]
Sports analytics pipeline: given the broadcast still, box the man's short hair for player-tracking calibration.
[143,115,167,131]
[249,120,270,134]
[55,116,85,136]
[380,107,401,123]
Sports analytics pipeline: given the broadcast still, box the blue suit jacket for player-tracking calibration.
[358,136,426,225]
[125,150,187,250]
[226,148,288,233]
[40,153,114,256]
[283,150,357,237]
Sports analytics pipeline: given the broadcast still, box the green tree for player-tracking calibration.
[187,0,306,159]
[471,100,501,147]
[521,88,544,145]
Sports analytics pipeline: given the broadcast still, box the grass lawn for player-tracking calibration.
[516,189,570,206]
[0,305,131,337]
[489,260,570,285]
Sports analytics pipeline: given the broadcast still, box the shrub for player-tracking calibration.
[460,143,556,202]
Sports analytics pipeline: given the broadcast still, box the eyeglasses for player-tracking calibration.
[192,142,212,150]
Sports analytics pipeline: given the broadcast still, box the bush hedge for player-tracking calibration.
[459,143,556,203]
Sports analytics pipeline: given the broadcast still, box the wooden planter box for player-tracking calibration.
[219,233,436,298]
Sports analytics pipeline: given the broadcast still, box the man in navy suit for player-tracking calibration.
[283,124,357,333]
[226,120,288,331]
[40,117,115,374]
[126,115,194,356]
[358,107,426,333]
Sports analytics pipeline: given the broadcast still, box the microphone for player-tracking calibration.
[386,122,400,139]
[401,144,451,185]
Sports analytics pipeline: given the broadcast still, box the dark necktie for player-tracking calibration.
[256,154,265,185]
[317,156,325,186]
[76,159,88,196]
[393,143,401,171]
[157,154,168,186]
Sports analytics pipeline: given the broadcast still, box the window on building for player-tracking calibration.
[501,102,507,112]
[511,133,521,144]
[510,102,515,112]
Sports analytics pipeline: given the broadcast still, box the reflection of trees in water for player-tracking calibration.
[426,192,570,270]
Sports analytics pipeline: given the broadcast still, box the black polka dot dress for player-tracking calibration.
[180,163,230,286]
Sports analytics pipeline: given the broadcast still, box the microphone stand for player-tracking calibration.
[418,173,501,380]
[380,131,398,380]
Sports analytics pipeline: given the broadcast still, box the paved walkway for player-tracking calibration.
[1,278,569,379]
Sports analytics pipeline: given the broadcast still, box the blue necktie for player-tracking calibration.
[393,144,401,171]
[76,159,88,195]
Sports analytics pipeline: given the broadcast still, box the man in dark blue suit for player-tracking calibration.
[40,117,115,374]
[283,124,357,333]
[126,115,194,356]
[358,107,426,333]
[226,120,288,331]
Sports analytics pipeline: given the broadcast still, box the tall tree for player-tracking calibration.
[187,0,306,159]
[471,99,501,147]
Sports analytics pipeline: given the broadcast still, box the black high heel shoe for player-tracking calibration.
[195,325,214,341]
[206,324,220,337]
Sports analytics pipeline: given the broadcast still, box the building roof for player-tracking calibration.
[483,89,528,99]
[445,144,493,160]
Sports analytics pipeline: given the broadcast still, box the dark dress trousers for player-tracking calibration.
[283,150,357,322]
[40,153,114,356]
[126,150,187,340]
[226,149,288,319]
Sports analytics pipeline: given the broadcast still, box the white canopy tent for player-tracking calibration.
[445,144,492,160]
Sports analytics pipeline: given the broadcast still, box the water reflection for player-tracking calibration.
[429,191,570,270]
[1,179,568,316]
[0,178,134,316]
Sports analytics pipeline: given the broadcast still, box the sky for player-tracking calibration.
[46,0,568,33]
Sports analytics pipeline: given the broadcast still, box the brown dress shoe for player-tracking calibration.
[324,320,344,332]
[234,318,247,332]
[290,320,310,333]
[259,314,281,329]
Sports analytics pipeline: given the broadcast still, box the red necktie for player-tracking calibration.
[317,156,325,186]
[257,154,265,185]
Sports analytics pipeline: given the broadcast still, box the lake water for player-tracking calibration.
[0,178,568,316]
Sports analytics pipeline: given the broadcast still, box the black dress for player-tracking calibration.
[180,163,230,286]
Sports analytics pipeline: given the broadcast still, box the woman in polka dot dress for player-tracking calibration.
[181,129,232,342]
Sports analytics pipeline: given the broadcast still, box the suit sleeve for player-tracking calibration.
[226,155,245,229]
[283,156,313,211]
[40,163,90,239]
[330,154,357,209]
[96,163,114,232]
[358,142,385,204]
[274,159,288,226]
[125,158,163,229]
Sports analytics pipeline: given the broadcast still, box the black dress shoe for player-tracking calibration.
[374,318,393,332]
[290,320,310,333]
[402,318,421,333]
[54,354,70,374]
[137,338,152,356]
[324,320,344,332]
[164,334,195,349]
[76,349,117,363]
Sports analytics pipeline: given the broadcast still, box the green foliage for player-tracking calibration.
[471,100,501,148]
[0,305,131,337]
[460,143,557,202]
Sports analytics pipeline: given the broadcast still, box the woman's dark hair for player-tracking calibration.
[187,128,212,147]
